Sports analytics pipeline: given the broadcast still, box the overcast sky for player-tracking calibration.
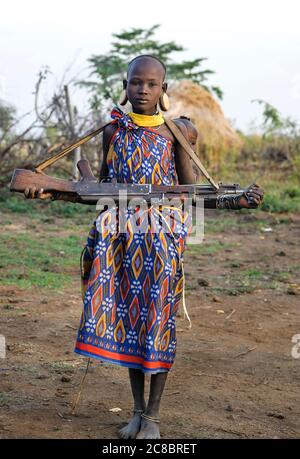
[1,0,299,131]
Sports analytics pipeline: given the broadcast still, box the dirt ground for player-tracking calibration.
[0,210,299,439]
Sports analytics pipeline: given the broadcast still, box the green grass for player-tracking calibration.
[207,267,295,296]
[241,268,264,279]
[0,391,33,407]
[0,231,84,289]
[261,190,300,213]
[186,241,234,256]
[46,361,76,373]
[204,216,237,233]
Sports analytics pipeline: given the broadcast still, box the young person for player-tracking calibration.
[25,54,264,439]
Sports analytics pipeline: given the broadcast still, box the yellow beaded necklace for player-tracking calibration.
[127,111,164,127]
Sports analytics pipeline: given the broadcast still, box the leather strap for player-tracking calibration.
[33,115,219,192]
[34,121,112,172]
[163,117,219,190]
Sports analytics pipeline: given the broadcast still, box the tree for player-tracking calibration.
[0,100,16,140]
[0,68,102,188]
[78,24,223,110]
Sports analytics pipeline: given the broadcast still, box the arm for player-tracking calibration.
[99,123,117,178]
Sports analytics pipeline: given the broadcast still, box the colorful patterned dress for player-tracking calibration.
[74,108,191,373]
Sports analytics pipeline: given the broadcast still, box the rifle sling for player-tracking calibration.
[34,122,112,172]
[163,117,219,190]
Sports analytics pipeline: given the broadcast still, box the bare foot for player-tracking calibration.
[118,412,142,439]
[136,417,160,439]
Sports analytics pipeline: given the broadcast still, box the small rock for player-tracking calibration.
[267,411,285,420]
[198,278,210,287]
[225,404,233,412]
[287,285,300,295]
[37,374,49,380]
[262,227,273,232]
[109,407,122,413]
[230,262,242,268]
[212,296,222,303]
[61,376,71,383]
[276,251,286,257]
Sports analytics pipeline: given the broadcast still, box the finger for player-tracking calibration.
[250,191,262,199]
[255,192,264,200]
[29,187,37,199]
[245,192,261,205]
[253,194,262,204]
[249,189,264,197]
[24,188,30,198]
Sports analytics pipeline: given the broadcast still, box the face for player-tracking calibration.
[126,58,165,115]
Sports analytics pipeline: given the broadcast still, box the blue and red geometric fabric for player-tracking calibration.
[75,108,191,373]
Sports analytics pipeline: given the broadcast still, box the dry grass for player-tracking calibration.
[168,80,243,170]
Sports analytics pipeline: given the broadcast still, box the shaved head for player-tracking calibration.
[127,55,166,80]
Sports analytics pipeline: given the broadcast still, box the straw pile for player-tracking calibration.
[167,80,243,170]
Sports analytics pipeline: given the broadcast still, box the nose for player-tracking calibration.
[138,83,148,94]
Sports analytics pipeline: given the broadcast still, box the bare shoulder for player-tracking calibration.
[103,123,118,148]
[172,116,198,146]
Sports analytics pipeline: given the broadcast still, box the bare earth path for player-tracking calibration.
[0,210,299,438]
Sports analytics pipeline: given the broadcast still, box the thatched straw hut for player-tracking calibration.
[167,80,243,170]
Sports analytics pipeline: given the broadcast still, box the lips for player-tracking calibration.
[136,98,148,103]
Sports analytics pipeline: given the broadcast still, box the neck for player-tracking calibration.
[131,106,157,116]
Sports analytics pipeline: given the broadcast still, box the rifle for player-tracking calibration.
[9,116,256,208]
[10,159,249,208]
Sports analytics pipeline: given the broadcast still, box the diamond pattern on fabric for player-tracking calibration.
[75,108,192,373]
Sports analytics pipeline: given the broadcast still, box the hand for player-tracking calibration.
[24,187,53,200]
[239,183,264,208]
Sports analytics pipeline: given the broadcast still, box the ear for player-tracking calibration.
[122,79,127,90]
[162,82,168,92]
